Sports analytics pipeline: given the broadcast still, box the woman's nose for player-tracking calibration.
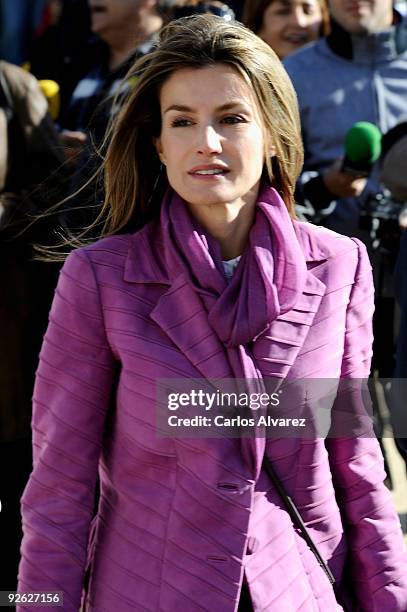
[196,125,222,155]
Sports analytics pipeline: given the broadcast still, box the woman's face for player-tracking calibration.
[155,64,267,218]
[89,0,139,38]
[258,0,323,59]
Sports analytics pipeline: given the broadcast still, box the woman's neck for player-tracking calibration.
[187,192,259,260]
[107,14,162,71]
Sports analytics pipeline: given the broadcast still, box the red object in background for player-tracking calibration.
[35,0,63,39]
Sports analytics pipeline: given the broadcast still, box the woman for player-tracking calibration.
[243,0,329,59]
[17,15,407,612]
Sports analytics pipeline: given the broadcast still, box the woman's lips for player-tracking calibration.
[189,172,229,180]
[90,5,108,14]
[188,165,230,179]
[189,163,229,172]
[284,33,309,44]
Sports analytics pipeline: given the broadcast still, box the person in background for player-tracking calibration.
[393,225,407,470]
[284,0,407,476]
[0,60,67,591]
[17,15,407,612]
[380,121,407,230]
[29,0,95,121]
[59,0,163,230]
[380,122,407,472]
[283,0,407,338]
[243,0,329,59]
[60,0,163,163]
[284,0,407,235]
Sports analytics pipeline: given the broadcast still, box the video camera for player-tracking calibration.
[359,122,407,255]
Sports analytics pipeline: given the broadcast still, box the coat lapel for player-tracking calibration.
[124,226,237,381]
[150,272,236,380]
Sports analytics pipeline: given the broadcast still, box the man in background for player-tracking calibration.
[284,0,407,235]
[59,0,163,228]
[284,0,407,473]
[61,0,163,161]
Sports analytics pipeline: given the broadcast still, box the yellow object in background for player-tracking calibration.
[38,79,60,120]
[127,76,139,89]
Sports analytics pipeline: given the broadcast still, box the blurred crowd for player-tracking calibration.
[1,0,407,593]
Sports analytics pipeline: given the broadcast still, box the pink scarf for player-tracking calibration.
[160,184,307,347]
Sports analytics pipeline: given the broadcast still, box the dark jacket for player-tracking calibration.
[0,61,66,443]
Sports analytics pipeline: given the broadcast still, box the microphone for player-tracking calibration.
[38,79,60,121]
[341,121,382,177]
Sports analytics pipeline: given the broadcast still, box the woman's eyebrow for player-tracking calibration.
[273,0,294,7]
[163,101,251,114]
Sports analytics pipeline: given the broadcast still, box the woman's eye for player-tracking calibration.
[302,2,319,15]
[273,7,292,16]
[171,118,193,127]
[221,115,245,125]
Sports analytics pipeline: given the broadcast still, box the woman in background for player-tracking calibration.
[243,0,329,59]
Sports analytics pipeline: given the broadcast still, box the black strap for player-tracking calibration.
[262,454,336,586]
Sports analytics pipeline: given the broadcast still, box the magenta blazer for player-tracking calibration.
[18,187,407,611]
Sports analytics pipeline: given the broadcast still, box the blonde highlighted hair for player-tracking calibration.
[54,14,304,253]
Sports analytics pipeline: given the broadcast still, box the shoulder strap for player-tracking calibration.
[262,454,336,585]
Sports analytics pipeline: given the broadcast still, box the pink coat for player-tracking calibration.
[18,187,407,611]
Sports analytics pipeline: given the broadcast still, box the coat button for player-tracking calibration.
[217,482,239,491]
[246,537,259,555]
[207,554,228,565]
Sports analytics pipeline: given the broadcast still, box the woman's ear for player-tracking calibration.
[154,137,166,165]
[268,140,277,158]
[264,133,276,159]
